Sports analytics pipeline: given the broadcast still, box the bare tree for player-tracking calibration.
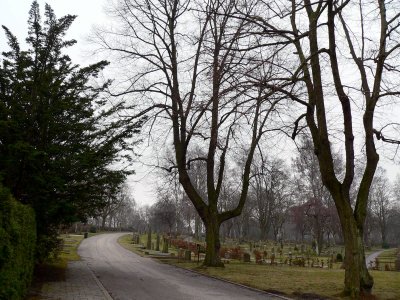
[369,167,392,247]
[96,0,285,266]
[151,191,178,233]
[96,183,129,230]
[249,155,289,240]
[244,0,400,296]
[292,137,341,254]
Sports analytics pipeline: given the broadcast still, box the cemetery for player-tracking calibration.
[118,232,400,299]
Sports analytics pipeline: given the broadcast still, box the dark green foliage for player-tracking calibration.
[336,253,343,262]
[0,1,142,260]
[0,185,36,300]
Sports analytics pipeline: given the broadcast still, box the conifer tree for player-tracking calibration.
[0,1,142,259]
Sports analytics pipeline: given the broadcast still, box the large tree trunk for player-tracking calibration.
[203,213,223,267]
[337,199,373,297]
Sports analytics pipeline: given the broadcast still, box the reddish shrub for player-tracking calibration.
[230,247,243,260]
[253,250,262,263]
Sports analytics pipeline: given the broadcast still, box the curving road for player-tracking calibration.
[366,250,385,269]
[78,232,284,300]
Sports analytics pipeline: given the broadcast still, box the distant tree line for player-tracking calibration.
[134,138,400,251]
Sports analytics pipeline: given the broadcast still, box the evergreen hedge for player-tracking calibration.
[0,185,36,299]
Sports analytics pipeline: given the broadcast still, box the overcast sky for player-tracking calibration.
[0,0,158,206]
[1,1,399,207]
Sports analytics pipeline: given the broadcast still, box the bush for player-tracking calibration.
[0,186,36,299]
[336,253,343,262]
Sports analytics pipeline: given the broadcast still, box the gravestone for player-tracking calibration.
[162,237,169,253]
[243,252,251,263]
[395,254,400,271]
[132,233,137,244]
[156,233,160,251]
[178,248,184,259]
[146,228,152,250]
[185,250,192,261]
[270,253,275,265]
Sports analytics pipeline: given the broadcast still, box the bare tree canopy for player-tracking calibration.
[93,0,400,296]
[238,0,400,297]
[94,0,289,266]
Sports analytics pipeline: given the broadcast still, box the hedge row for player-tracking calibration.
[0,185,36,300]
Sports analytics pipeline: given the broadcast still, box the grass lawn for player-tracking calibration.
[59,234,85,262]
[165,261,400,300]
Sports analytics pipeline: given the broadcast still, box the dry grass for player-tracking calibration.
[162,260,400,299]
[377,248,398,264]
[59,234,84,261]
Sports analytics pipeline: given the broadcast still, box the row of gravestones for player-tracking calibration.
[177,248,192,261]
[247,242,340,257]
[132,232,194,261]
[375,253,400,271]
[132,231,169,253]
[248,243,310,253]
[241,252,334,268]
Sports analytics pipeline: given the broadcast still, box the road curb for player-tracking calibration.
[85,262,114,300]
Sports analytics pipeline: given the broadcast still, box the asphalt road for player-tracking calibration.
[78,232,284,300]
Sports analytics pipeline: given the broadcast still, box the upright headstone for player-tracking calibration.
[270,253,275,265]
[132,233,136,243]
[162,237,169,253]
[395,254,400,271]
[146,228,152,250]
[156,233,160,251]
[243,252,251,263]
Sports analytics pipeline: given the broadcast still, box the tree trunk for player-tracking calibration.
[194,216,200,240]
[101,216,107,230]
[381,229,387,248]
[259,220,268,240]
[203,215,223,267]
[340,208,373,297]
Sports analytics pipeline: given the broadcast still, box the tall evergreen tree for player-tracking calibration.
[0,1,141,259]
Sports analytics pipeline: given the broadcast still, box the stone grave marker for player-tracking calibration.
[243,252,251,263]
